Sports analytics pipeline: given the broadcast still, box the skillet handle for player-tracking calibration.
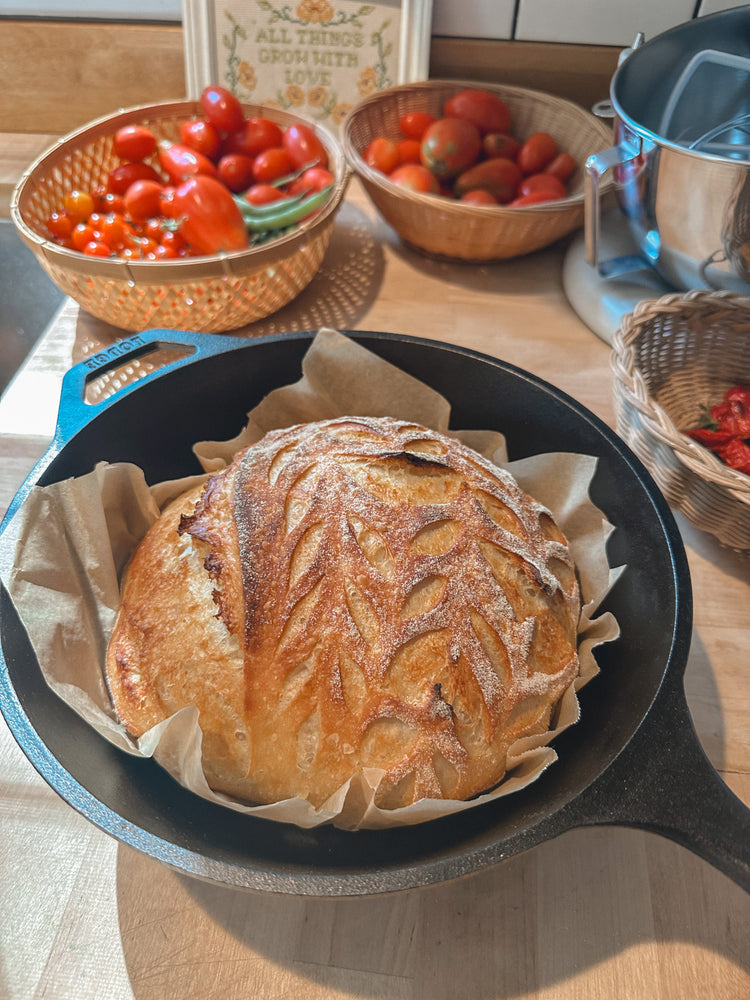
[565,671,750,892]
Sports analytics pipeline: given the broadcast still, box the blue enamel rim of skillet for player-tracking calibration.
[0,328,747,896]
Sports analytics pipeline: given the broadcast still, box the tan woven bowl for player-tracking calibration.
[342,80,613,261]
[611,289,750,552]
[11,101,349,334]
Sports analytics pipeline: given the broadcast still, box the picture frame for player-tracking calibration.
[183,1,434,129]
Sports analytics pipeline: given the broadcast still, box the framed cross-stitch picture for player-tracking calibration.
[183,1,434,129]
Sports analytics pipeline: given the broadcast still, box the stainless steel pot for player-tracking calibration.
[585,6,750,292]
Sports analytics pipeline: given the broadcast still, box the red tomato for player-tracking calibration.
[459,189,499,205]
[91,187,125,214]
[420,118,481,180]
[158,185,177,218]
[217,153,256,192]
[388,163,440,194]
[453,157,522,203]
[396,138,422,164]
[158,142,218,184]
[62,189,95,223]
[518,173,567,199]
[517,132,559,175]
[399,111,436,140]
[107,162,163,196]
[200,84,245,134]
[159,229,187,255]
[286,166,335,195]
[363,137,400,174]
[113,124,157,163]
[444,89,511,135]
[244,183,287,206]
[252,146,295,183]
[508,190,559,207]
[482,133,520,161]
[179,119,222,161]
[172,175,249,254]
[282,123,329,170]
[124,179,165,222]
[544,151,577,183]
[223,117,284,158]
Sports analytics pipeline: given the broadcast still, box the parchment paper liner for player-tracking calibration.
[2,328,621,830]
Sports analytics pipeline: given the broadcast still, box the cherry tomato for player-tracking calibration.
[482,133,520,161]
[252,146,295,183]
[217,153,255,192]
[396,138,422,164]
[518,173,567,199]
[286,166,336,195]
[282,122,329,170]
[172,174,249,254]
[99,213,133,249]
[158,142,218,184]
[244,183,288,206]
[200,84,245,134]
[71,222,99,251]
[544,151,577,183]
[388,163,440,194]
[158,185,178,218]
[82,239,112,257]
[508,190,559,207]
[517,132,559,175]
[444,89,511,135]
[159,229,187,255]
[62,189,95,223]
[124,178,165,222]
[399,111,436,141]
[460,189,499,205]
[223,117,284,158]
[363,137,400,174]
[107,162,163,196]
[91,187,125,214]
[179,118,222,161]
[46,211,74,240]
[421,118,481,180]
[113,124,158,162]
[453,157,522,203]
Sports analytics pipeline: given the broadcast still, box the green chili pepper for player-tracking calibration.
[234,185,334,234]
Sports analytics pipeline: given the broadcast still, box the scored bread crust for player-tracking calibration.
[105,416,581,810]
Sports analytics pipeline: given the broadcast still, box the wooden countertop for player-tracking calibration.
[0,179,748,999]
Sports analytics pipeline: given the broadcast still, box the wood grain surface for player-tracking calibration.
[0,178,748,1000]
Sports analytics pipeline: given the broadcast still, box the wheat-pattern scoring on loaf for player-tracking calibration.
[105,415,581,810]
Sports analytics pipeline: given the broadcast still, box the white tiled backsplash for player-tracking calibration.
[432,0,746,46]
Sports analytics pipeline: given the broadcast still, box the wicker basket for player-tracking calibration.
[611,289,750,552]
[11,101,349,334]
[342,80,613,261]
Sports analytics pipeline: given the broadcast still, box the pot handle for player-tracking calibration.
[584,142,651,279]
[560,669,750,892]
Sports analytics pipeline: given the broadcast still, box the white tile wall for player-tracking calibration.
[513,0,697,47]
[431,0,515,39]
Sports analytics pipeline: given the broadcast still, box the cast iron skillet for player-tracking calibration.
[0,329,748,896]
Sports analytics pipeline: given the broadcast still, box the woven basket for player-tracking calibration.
[11,101,349,334]
[611,289,750,552]
[342,80,613,261]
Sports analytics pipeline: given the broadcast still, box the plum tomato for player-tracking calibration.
[244,183,288,206]
[107,162,163,196]
[363,137,400,174]
[179,118,222,161]
[217,153,256,192]
[453,157,522,204]
[113,124,157,163]
[420,117,481,180]
[509,190,560,207]
[252,146,295,183]
[444,89,511,135]
[482,132,520,161]
[286,166,336,195]
[158,142,218,185]
[459,189,499,205]
[172,174,249,254]
[517,132,559,175]
[544,151,577,183]
[223,117,284,158]
[398,111,436,141]
[124,179,165,223]
[282,122,329,170]
[200,84,245,134]
[388,163,440,194]
[518,173,567,199]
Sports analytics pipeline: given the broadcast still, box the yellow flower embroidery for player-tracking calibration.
[331,103,352,125]
[296,0,334,24]
[357,67,377,96]
[238,61,257,92]
[285,85,306,107]
[308,86,329,108]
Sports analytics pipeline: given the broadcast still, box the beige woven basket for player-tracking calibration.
[611,289,750,552]
[342,80,613,261]
[11,101,349,334]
